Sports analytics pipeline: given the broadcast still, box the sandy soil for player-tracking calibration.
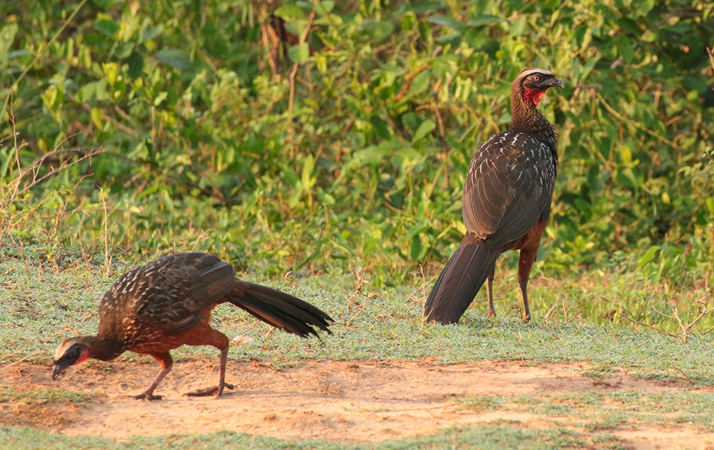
[1,359,713,449]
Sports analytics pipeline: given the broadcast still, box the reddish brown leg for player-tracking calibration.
[518,248,538,322]
[130,353,172,401]
[183,330,235,399]
[486,266,496,318]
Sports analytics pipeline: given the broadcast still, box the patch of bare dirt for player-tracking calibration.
[1,359,712,448]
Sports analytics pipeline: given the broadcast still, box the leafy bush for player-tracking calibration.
[0,0,712,289]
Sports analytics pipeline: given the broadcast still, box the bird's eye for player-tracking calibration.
[533,75,540,82]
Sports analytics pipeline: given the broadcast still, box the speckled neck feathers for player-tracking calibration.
[510,70,558,151]
[74,335,126,361]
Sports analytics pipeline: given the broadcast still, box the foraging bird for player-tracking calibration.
[52,253,332,400]
[424,68,564,324]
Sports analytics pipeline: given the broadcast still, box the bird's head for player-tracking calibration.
[513,68,564,106]
[52,337,92,380]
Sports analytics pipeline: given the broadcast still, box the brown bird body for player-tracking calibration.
[424,69,564,324]
[53,253,333,399]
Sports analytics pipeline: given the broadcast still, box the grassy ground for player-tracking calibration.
[1,244,714,448]
[1,244,713,380]
[0,425,628,450]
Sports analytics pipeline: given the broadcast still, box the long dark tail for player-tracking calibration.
[424,234,499,324]
[228,282,333,338]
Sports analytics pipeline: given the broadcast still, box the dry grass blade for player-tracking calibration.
[0,91,105,242]
[346,270,365,310]
[620,302,714,344]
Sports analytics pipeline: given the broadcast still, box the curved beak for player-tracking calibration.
[52,343,85,380]
[547,77,565,88]
[52,361,69,380]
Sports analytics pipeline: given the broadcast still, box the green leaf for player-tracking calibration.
[427,15,465,33]
[409,69,431,95]
[41,86,58,109]
[0,23,18,57]
[466,15,500,26]
[94,19,119,38]
[301,155,315,189]
[8,49,32,59]
[289,184,303,208]
[637,246,658,269]
[285,19,308,36]
[314,1,335,15]
[153,91,168,106]
[707,197,714,214]
[402,114,421,134]
[407,2,449,13]
[434,33,461,45]
[91,108,104,129]
[412,119,436,143]
[370,116,391,139]
[156,49,193,70]
[463,27,487,48]
[361,20,394,41]
[0,151,12,177]
[352,139,401,166]
[288,43,310,64]
[410,234,422,261]
[509,16,526,37]
[274,5,305,20]
[124,52,143,79]
[140,25,163,43]
[614,34,634,62]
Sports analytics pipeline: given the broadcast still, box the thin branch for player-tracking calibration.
[99,187,111,276]
[394,62,429,101]
[346,270,365,310]
[596,92,679,150]
[288,10,316,114]
[15,148,105,198]
[620,307,684,343]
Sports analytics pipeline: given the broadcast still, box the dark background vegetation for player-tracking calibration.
[0,0,712,296]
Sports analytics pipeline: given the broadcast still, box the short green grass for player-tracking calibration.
[0,425,626,450]
[1,244,713,448]
[0,387,92,405]
[2,245,713,383]
[485,391,714,431]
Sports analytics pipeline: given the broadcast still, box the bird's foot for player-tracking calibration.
[183,383,235,398]
[487,311,497,318]
[128,392,163,401]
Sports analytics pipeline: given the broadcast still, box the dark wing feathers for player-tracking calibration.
[98,253,236,336]
[463,131,556,248]
[97,252,332,340]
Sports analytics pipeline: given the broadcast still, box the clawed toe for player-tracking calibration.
[184,383,235,398]
[128,393,163,401]
[184,387,218,397]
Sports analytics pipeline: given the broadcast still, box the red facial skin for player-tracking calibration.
[75,348,90,365]
[523,88,546,105]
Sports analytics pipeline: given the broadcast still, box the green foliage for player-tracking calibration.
[0,0,712,292]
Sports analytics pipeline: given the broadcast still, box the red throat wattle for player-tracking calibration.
[76,348,90,365]
[523,88,546,106]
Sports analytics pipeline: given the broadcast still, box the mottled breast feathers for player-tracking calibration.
[462,130,557,249]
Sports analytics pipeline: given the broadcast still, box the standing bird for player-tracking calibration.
[52,253,332,400]
[424,68,564,324]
